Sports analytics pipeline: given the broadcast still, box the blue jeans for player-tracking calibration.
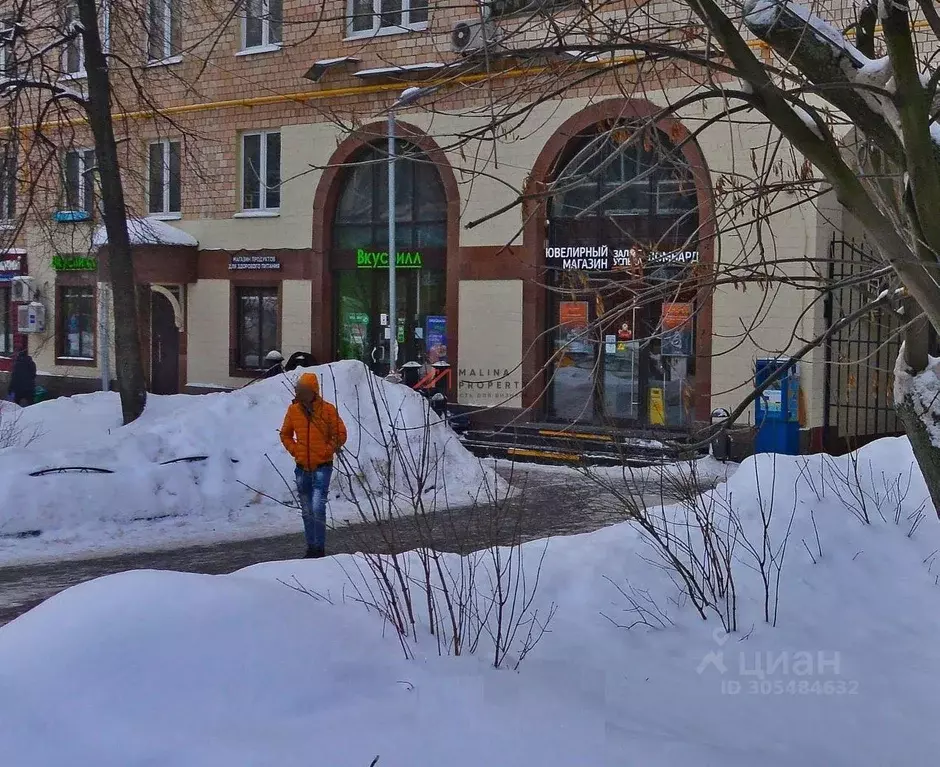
[295,464,333,550]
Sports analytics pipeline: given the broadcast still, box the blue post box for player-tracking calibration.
[754,357,800,455]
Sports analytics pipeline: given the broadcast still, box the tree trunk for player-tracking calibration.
[76,0,147,424]
[896,397,940,517]
[898,314,940,518]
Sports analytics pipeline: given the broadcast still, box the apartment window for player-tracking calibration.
[148,0,182,62]
[0,18,16,78]
[63,1,110,77]
[488,0,570,17]
[61,148,95,218]
[0,285,11,356]
[148,139,181,215]
[242,131,280,211]
[58,285,95,360]
[235,286,277,369]
[348,0,428,35]
[0,142,15,221]
[241,0,282,50]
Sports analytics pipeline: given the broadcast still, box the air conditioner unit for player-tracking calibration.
[10,275,33,303]
[451,19,501,54]
[17,302,45,334]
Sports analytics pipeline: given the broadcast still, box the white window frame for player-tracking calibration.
[61,147,95,218]
[239,0,282,54]
[0,18,14,79]
[147,138,182,218]
[239,130,280,214]
[345,0,429,39]
[147,0,181,65]
[0,141,15,222]
[62,0,111,80]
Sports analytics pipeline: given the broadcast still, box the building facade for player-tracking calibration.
[0,0,901,447]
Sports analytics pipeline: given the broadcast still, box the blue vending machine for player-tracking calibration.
[754,358,800,455]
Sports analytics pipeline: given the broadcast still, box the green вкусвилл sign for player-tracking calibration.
[356,248,422,269]
[52,254,97,271]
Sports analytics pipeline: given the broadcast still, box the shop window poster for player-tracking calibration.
[425,315,447,363]
[661,302,693,357]
[342,312,369,359]
[558,300,589,354]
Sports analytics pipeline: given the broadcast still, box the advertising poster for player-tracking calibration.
[661,302,693,357]
[559,301,590,354]
[426,315,447,363]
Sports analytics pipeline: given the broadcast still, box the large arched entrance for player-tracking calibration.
[545,119,702,428]
[330,142,448,375]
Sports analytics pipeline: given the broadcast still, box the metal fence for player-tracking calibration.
[822,237,903,449]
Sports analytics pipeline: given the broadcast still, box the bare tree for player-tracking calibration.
[402,0,940,511]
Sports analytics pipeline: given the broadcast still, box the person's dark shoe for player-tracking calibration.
[304,546,325,559]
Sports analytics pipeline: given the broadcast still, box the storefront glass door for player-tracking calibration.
[548,281,695,429]
[335,269,446,376]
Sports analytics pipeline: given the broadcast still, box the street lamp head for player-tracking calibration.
[393,85,439,109]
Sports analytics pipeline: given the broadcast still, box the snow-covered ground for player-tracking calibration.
[2,436,939,765]
[0,361,496,566]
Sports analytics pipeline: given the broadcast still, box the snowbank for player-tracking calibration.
[0,361,495,565]
[2,436,940,764]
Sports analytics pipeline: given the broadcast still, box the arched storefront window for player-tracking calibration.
[331,142,448,374]
[550,123,697,253]
[334,143,447,250]
[546,122,701,429]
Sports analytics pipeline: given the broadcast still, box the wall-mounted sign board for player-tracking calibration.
[229,254,281,271]
[52,254,97,271]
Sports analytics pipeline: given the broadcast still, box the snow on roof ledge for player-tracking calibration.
[92,217,198,248]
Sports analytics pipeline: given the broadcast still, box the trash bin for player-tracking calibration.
[400,361,423,388]
[754,358,800,455]
[710,407,731,462]
[33,385,49,404]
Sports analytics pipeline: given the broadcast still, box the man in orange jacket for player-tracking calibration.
[279,372,348,558]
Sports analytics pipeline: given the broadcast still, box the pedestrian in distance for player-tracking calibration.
[279,372,347,559]
[8,346,37,407]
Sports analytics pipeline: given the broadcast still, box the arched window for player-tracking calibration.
[549,123,698,252]
[333,142,447,251]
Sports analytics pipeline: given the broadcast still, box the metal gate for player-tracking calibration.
[822,237,902,450]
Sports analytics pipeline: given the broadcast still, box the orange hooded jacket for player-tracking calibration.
[279,372,348,470]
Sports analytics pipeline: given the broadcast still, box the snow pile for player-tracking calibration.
[0,361,495,564]
[2,436,940,764]
[894,353,940,446]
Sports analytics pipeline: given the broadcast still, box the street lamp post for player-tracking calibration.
[385,86,437,383]
[387,106,399,382]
